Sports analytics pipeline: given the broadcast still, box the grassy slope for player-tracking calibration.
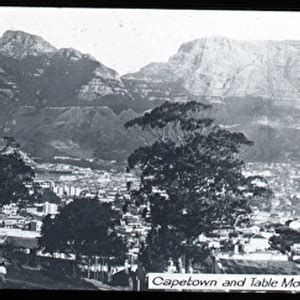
[1,265,96,290]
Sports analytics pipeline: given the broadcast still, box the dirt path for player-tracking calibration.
[5,277,52,289]
[84,278,130,291]
[3,276,96,290]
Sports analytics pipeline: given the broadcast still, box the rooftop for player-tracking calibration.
[0,228,40,239]
[218,258,300,275]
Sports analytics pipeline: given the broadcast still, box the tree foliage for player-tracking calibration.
[0,137,34,206]
[33,187,61,204]
[270,226,300,253]
[39,198,126,261]
[125,101,272,272]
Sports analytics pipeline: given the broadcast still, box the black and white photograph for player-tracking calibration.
[0,7,299,292]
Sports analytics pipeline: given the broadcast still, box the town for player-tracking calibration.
[1,152,300,290]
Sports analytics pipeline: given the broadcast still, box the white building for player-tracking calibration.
[289,219,300,231]
[216,250,288,262]
[243,234,270,253]
[52,184,82,197]
[2,203,18,216]
[291,243,300,255]
[43,202,58,215]
[26,206,38,215]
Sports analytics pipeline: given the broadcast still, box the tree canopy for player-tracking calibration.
[0,137,34,206]
[32,187,61,204]
[125,101,272,272]
[39,198,126,261]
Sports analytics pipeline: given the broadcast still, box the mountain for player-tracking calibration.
[123,36,300,104]
[0,30,158,114]
[0,30,57,58]
[1,31,300,163]
[0,30,150,162]
[123,36,300,162]
[4,105,145,162]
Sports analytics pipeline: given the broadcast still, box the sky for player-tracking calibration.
[0,8,300,74]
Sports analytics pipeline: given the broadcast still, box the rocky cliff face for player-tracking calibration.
[123,36,300,163]
[0,30,147,161]
[124,36,300,104]
[0,30,138,112]
[0,30,57,58]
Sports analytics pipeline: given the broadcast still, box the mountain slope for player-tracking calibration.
[0,30,147,161]
[0,30,141,114]
[1,31,300,163]
[3,105,145,161]
[123,36,300,163]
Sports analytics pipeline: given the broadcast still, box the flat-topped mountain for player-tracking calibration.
[123,36,300,104]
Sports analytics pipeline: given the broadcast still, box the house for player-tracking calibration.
[6,236,39,252]
[243,234,270,253]
[29,220,43,233]
[0,215,27,229]
[214,257,300,275]
[208,240,221,249]
[214,250,296,276]
[289,219,300,231]
[291,243,300,255]
[0,228,40,240]
[43,202,58,215]
[0,228,39,256]
[26,206,39,215]
[1,203,18,216]
[236,225,261,235]
[290,243,300,261]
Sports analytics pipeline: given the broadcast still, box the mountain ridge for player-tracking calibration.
[123,35,300,103]
[0,30,300,163]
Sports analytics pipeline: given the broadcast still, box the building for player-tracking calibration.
[29,220,43,233]
[214,252,299,275]
[235,225,261,235]
[0,215,27,229]
[43,202,58,216]
[289,219,300,231]
[0,228,40,254]
[52,184,82,197]
[1,203,18,216]
[291,243,300,255]
[26,205,39,215]
[243,234,270,253]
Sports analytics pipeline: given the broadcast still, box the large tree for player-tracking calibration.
[0,137,34,206]
[39,198,127,270]
[125,101,272,272]
[32,187,61,204]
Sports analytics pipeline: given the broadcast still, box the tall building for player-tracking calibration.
[43,202,58,215]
